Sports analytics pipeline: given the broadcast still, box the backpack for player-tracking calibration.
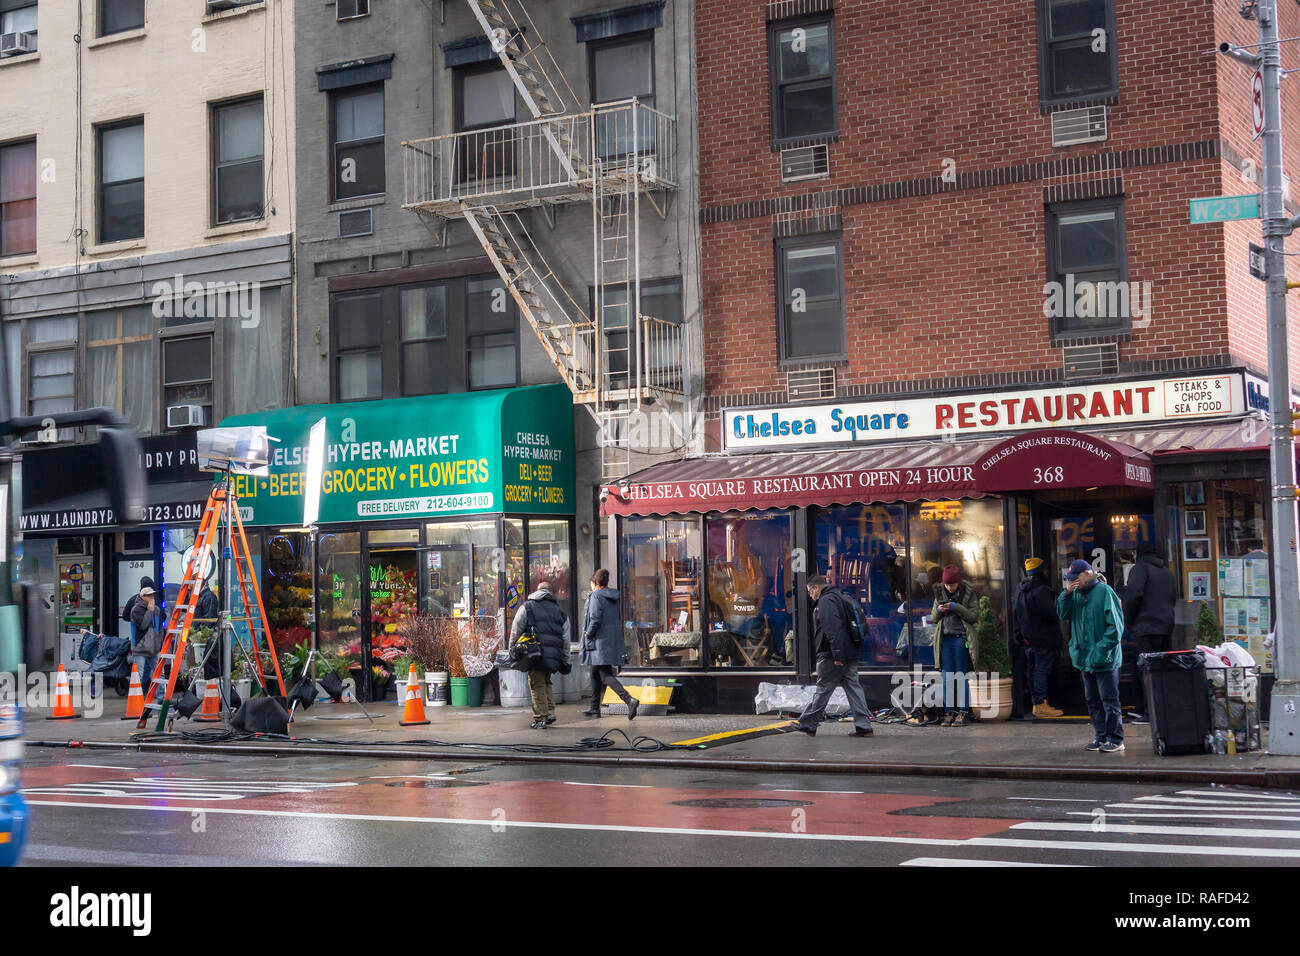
[510,602,543,671]
[838,591,866,647]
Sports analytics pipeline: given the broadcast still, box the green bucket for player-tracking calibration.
[450,676,482,707]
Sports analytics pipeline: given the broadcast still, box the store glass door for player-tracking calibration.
[366,528,420,685]
[423,545,472,618]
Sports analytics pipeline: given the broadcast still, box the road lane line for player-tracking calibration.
[1104,801,1300,813]
[966,836,1300,859]
[65,764,136,770]
[1176,790,1300,800]
[1068,810,1300,822]
[1014,821,1300,839]
[562,782,653,788]
[1134,795,1300,806]
[1007,797,1112,802]
[901,857,1086,867]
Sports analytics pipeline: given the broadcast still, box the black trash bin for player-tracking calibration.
[1138,651,1212,756]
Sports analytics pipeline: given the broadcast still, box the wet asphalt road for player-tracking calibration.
[11,746,1300,867]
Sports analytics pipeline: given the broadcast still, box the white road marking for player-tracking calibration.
[562,782,653,788]
[23,776,358,801]
[1176,789,1300,801]
[1103,801,1300,813]
[1133,795,1300,807]
[901,856,1084,867]
[1069,810,1300,822]
[768,789,866,795]
[965,836,1300,859]
[1007,796,1112,803]
[1015,821,1300,840]
[64,764,137,770]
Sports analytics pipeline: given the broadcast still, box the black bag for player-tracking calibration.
[510,603,544,671]
[838,592,866,647]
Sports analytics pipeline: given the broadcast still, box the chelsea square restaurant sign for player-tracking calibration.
[723,374,1248,450]
[220,383,575,526]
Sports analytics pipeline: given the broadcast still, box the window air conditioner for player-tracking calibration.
[167,404,207,429]
[1050,106,1108,147]
[0,32,36,57]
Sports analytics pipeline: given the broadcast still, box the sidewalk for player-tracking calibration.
[21,689,1300,787]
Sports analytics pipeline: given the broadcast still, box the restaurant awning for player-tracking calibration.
[600,421,1272,517]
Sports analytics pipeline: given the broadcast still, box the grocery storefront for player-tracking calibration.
[220,383,575,701]
[600,370,1281,713]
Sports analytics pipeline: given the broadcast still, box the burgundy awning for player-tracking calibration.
[974,430,1153,492]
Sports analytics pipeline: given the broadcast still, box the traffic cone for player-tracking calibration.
[398,664,429,726]
[46,665,78,720]
[121,664,144,720]
[192,679,222,722]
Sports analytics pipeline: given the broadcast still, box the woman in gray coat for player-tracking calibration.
[580,569,638,719]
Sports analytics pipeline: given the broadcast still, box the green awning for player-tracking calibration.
[219,383,575,527]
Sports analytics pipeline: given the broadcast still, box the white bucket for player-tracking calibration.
[499,667,531,707]
[425,671,449,707]
[395,673,421,713]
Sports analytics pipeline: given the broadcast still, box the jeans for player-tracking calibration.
[1082,667,1124,745]
[796,656,873,732]
[589,665,633,710]
[940,633,971,714]
[526,669,555,720]
[1026,646,1054,704]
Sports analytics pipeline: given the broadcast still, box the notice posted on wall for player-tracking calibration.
[1218,558,1244,597]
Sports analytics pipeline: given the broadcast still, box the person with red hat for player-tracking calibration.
[931,564,980,726]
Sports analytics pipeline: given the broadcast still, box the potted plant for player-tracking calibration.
[399,615,449,706]
[458,618,501,708]
[968,595,1013,722]
[1196,601,1224,646]
[390,655,423,711]
[370,664,393,701]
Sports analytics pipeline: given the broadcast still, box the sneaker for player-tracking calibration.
[1100,741,1126,753]
[1084,739,1104,751]
[626,698,639,722]
[853,727,874,737]
[939,712,956,727]
[580,708,601,717]
[788,721,816,736]
[950,712,971,727]
[529,719,547,730]
[544,714,556,726]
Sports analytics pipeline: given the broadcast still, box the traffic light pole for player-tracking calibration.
[1226,0,1300,754]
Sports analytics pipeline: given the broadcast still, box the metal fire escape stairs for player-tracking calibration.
[402,0,686,479]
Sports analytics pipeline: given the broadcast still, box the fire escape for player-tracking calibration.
[402,0,686,479]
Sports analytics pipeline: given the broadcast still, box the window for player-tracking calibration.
[399,284,448,396]
[1037,0,1117,106]
[212,96,264,225]
[98,119,144,243]
[619,517,702,666]
[336,0,368,19]
[99,0,143,36]
[334,290,382,400]
[466,275,518,389]
[0,138,36,257]
[331,84,384,201]
[705,510,793,668]
[776,234,845,362]
[162,335,213,428]
[592,277,681,390]
[26,315,75,422]
[87,304,152,433]
[589,32,654,159]
[815,504,908,666]
[455,64,516,183]
[0,1,37,47]
[768,16,835,144]
[1046,199,1128,336]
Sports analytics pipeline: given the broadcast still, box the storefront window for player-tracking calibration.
[316,531,362,680]
[528,518,571,607]
[706,510,792,668]
[620,517,703,667]
[368,529,419,668]
[814,504,907,667]
[264,532,311,655]
[908,498,1007,666]
[504,518,527,623]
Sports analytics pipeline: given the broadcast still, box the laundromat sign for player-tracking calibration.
[723,373,1248,450]
[220,383,575,526]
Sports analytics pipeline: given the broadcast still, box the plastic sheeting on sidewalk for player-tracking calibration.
[754,682,847,717]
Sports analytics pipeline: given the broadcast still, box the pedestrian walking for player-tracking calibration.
[507,580,570,729]
[789,575,873,737]
[1057,559,1126,753]
[1121,543,1176,722]
[1011,557,1064,719]
[932,565,980,727]
[579,569,638,720]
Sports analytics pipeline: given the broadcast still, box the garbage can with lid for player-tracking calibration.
[1137,650,1212,756]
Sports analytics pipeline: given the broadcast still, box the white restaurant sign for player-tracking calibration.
[723,373,1248,451]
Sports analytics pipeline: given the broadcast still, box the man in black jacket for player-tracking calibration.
[789,575,874,737]
[1011,558,1063,719]
[508,581,570,729]
[1122,544,1176,720]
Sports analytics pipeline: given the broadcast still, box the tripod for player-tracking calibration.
[286,646,376,724]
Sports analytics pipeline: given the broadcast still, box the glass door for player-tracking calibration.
[423,544,472,618]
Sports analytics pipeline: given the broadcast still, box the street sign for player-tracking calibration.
[1250,242,1266,280]
[1253,69,1265,135]
[1189,193,1261,223]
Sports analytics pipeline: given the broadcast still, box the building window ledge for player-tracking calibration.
[86,29,146,50]
[0,51,39,69]
[201,2,266,25]
[86,238,146,257]
[0,253,37,268]
[205,218,268,239]
[328,196,385,212]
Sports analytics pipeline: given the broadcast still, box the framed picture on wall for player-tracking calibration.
[1188,572,1211,601]
[1185,509,1207,536]
[1184,482,1206,506]
[1183,538,1211,562]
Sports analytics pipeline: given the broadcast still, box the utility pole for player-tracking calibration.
[1222,0,1300,754]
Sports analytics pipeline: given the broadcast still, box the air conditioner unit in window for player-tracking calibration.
[167,404,207,429]
[1050,105,1108,147]
[780,144,829,183]
[339,207,373,238]
[0,32,36,57]
[786,367,836,401]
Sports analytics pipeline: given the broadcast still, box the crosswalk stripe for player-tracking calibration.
[1070,810,1300,823]
[1105,801,1300,813]
[966,836,1300,859]
[901,857,1085,867]
[1176,789,1300,801]
[1014,821,1300,840]
[1134,795,1300,807]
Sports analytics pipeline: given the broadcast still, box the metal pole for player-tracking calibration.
[221,472,234,714]
[1257,0,1300,754]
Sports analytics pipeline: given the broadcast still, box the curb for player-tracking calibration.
[31,738,1300,789]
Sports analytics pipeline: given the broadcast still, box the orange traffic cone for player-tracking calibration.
[398,664,429,726]
[46,665,78,720]
[192,679,222,722]
[121,664,144,720]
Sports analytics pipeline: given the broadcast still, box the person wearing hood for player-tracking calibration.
[121,575,157,641]
[579,569,638,719]
[1058,559,1126,753]
[1011,558,1063,719]
[1121,543,1176,721]
[508,580,571,729]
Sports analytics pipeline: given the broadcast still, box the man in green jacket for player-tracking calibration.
[1056,559,1126,753]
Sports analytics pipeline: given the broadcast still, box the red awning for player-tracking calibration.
[974,430,1153,492]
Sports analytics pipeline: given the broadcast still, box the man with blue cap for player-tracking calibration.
[1056,559,1126,753]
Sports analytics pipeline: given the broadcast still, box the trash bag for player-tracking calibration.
[754,681,847,717]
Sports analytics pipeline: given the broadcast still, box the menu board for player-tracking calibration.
[1218,558,1244,597]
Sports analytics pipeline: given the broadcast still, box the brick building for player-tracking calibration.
[599,0,1291,713]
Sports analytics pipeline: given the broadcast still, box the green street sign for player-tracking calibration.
[1189,194,1260,223]
[219,383,576,526]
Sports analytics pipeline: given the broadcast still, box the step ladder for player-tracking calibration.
[136,478,287,731]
